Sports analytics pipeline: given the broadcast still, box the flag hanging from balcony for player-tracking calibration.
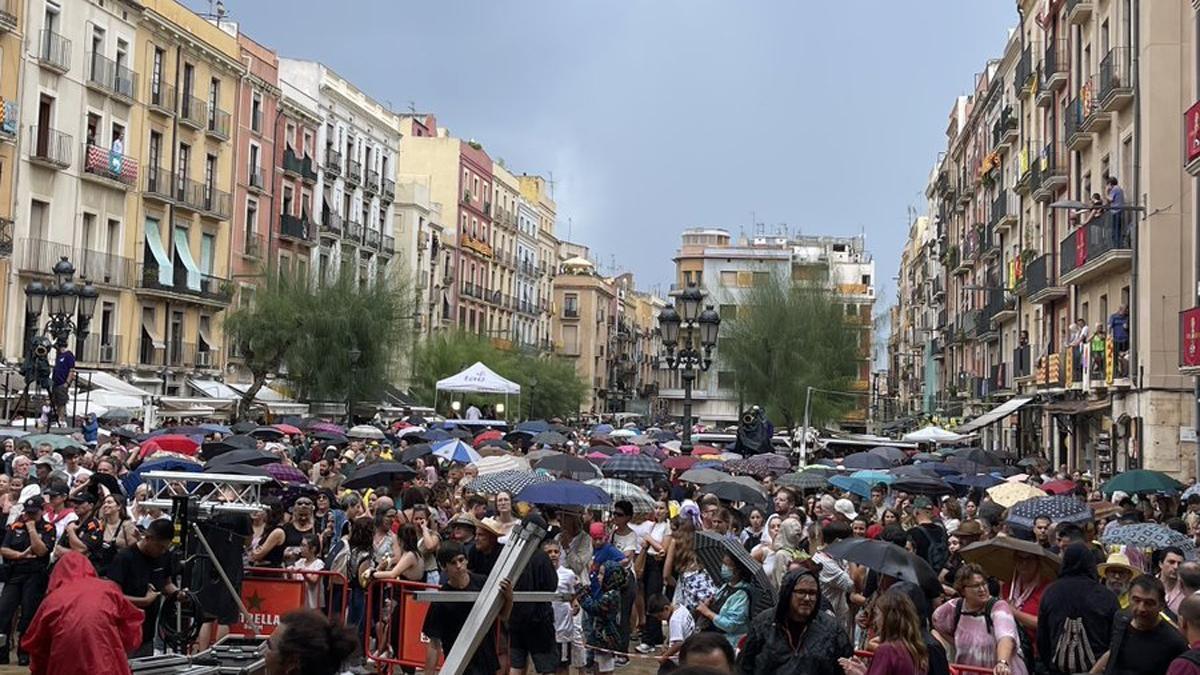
[86,144,138,184]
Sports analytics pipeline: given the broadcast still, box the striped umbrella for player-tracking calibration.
[584,478,656,514]
[601,453,667,478]
[466,470,553,496]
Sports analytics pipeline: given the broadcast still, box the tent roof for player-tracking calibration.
[901,425,967,444]
[957,397,1036,434]
[81,370,151,398]
[435,362,521,395]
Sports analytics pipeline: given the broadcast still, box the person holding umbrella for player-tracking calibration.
[737,568,853,675]
[694,552,752,648]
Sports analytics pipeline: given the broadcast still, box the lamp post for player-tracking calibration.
[21,257,98,415]
[658,283,720,454]
[528,377,538,420]
[347,347,361,424]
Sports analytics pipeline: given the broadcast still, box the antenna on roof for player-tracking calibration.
[546,171,557,198]
[408,101,417,114]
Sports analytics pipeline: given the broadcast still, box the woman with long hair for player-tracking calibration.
[250,502,287,568]
[265,609,358,675]
[840,591,929,675]
[635,499,671,654]
[663,517,716,611]
[92,494,137,574]
[345,516,375,634]
[882,508,902,530]
[493,491,517,537]
[369,523,423,659]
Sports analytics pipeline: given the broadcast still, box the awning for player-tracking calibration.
[141,311,165,350]
[189,379,308,416]
[957,396,1036,433]
[144,222,173,285]
[198,317,217,352]
[78,371,150,398]
[174,227,202,291]
[1044,398,1110,415]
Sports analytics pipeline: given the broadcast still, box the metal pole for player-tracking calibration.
[800,385,813,465]
[680,368,694,454]
[190,522,259,634]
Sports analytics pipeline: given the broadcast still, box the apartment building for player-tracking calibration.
[0,0,21,345]
[893,0,1195,479]
[490,164,521,345]
[519,173,559,350]
[887,215,939,422]
[553,253,614,413]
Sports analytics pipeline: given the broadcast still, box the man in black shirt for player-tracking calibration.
[508,516,559,675]
[0,496,55,665]
[1093,574,1187,675]
[423,541,512,675]
[107,519,182,657]
[193,508,252,651]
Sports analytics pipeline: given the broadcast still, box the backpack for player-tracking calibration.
[952,598,1035,672]
[1051,616,1097,675]
[1177,648,1200,668]
[912,524,950,573]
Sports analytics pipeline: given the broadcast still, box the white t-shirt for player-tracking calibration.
[553,566,579,642]
[667,605,696,663]
[611,529,639,558]
[65,466,93,489]
[290,557,326,609]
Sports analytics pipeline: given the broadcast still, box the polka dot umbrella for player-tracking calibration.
[1006,495,1092,531]
[1101,523,1197,560]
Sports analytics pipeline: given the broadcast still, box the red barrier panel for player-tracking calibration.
[365,578,441,672]
[949,665,996,675]
[229,566,349,636]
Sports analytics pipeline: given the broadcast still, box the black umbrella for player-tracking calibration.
[99,409,134,423]
[869,446,907,465]
[911,452,942,463]
[206,448,278,467]
[842,452,892,470]
[399,443,433,464]
[479,439,512,451]
[1017,456,1047,468]
[706,481,767,505]
[892,475,955,497]
[342,462,418,490]
[945,447,1003,466]
[890,465,942,478]
[824,537,941,599]
[446,428,473,440]
[88,472,125,497]
[533,454,602,480]
[531,431,569,446]
[601,453,667,478]
[777,470,830,491]
[248,426,285,440]
[693,531,775,616]
[311,431,349,445]
[205,463,274,479]
[111,427,140,440]
[231,421,257,434]
[199,434,259,461]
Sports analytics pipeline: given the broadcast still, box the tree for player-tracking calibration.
[411,331,586,419]
[719,276,861,435]
[222,268,413,419]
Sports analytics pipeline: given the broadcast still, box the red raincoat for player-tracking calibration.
[21,551,144,675]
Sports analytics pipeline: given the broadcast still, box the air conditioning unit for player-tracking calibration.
[99,343,116,363]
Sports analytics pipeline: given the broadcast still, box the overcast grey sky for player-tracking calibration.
[196,0,1014,304]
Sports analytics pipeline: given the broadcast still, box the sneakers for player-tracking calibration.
[635,643,656,654]
[614,655,630,668]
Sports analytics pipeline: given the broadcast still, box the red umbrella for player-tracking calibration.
[473,430,504,447]
[138,435,199,458]
[274,423,303,436]
[617,444,640,455]
[663,456,700,470]
[690,445,722,457]
[586,452,610,461]
[1042,479,1077,495]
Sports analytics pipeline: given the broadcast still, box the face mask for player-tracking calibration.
[719,564,733,582]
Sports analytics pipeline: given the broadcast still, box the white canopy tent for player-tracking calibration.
[435,362,521,420]
[902,425,968,445]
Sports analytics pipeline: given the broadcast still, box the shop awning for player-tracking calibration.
[144,222,173,286]
[174,228,202,291]
[189,379,308,416]
[79,370,149,398]
[141,312,165,350]
[1044,398,1111,415]
[958,397,1036,433]
[198,318,217,352]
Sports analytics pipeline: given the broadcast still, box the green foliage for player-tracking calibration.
[719,276,861,432]
[411,331,586,419]
[222,267,413,417]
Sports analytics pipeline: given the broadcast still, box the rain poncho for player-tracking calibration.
[21,551,143,675]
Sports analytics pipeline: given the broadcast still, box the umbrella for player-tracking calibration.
[473,430,505,447]
[1101,469,1184,496]
[312,430,349,445]
[693,531,775,616]
[205,463,273,479]
[466,470,553,496]
[446,428,473,440]
[421,429,452,442]
[516,480,611,507]
[664,456,702,471]
[231,421,257,434]
[690,445,722,457]
[824,537,941,598]
[308,421,345,433]
[263,463,309,484]
[205,449,277,467]
[850,470,895,486]
[138,435,200,458]
[1006,496,1093,530]
[616,444,641,455]
[723,474,766,492]
[122,457,202,495]
[98,409,134,423]
[478,439,512,452]
[725,454,792,477]
[653,430,678,442]
[679,468,729,486]
[902,426,965,444]
[904,461,960,477]
[586,451,611,461]
[891,475,955,497]
[959,536,1061,582]
[911,452,942,463]
[399,443,433,464]
[609,429,637,439]
[473,455,530,475]
[590,423,614,436]
[516,420,550,434]
[531,431,568,446]
[777,471,829,491]
[706,481,767,505]
[347,424,385,440]
[198,423,232,435]
[842,452,893,470]
[828,475,872,499]
[1183,484,1200,500]
[987,482,1048,508]
[869,446,907,464]
[20,434,86,451]
[273,423,303,436]
[199,435,258,461]
[433,439,483,465]
[1017,456,1048,468]
[248,426,285,440]
[1101,523,1197,558]
[533,454,603,480]
[945,447,1003,466]
[601,453,667,478]
[1041,479,1077,495]
[525,449,562,462]
[342,462,419,490]
[585,478,657,513]
[946,474,1005,491]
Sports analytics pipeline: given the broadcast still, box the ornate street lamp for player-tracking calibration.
[658,284,720,453]
[21,257,98,425]
[346,347,362,423]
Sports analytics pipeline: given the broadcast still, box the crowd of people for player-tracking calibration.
[5,414,1200,675]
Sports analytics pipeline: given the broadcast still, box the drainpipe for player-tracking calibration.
[1130,0,1143,474]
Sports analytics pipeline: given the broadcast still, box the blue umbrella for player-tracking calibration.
[516,420,550,434]
[850,470,895,485]
[829,475,872,499]
[517,479,611,507]
[122,457,202,495]
[199,423,232,435]
[909,461,961,477]
[842,452,892,470]
[591,423,614,437]
[432,439,482,464]
[423,429,452,442]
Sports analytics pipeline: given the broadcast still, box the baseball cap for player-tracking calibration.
[33,456,57,468]
[43,481,69,498]
[589,521,607,541]
[22,496,45,514]
[834,498,858,521]
[67,491,97,505]
[913,496,934,510]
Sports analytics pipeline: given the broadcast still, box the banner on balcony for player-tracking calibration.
[1187,102,1200,166]
[1105,334,1114,385]
[1180,307,1200,369]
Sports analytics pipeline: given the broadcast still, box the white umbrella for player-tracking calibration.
[609,429,637,439]
[902,425,965,444]
[395,426,427,437]
[473,454,529,476]
[661,440,682,453]
[348,424,385,440]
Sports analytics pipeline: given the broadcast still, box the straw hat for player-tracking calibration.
[1098,551,1138,578]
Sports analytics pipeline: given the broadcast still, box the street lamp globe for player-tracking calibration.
[78,282,99,319]
[679,284,704,323]
[52,256,75,286]
[698,305,721,348]
[24,282,46,316]
[658,304,681,347]
[59,280,79,317]
[45,286,64,317]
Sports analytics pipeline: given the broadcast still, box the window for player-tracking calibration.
[178,143,191,182]
[251,92,262,133]
[564,294,579,318]
[717,371,737,391]
[752,271,769,286]
[151,48,164,104]
[208,77,220,126]
[106,219,119,257]
[861,274,871,285]
[282,185,294,217]
[719,271,738,287]
[81,213,95,248]
[563,325,579,354]
[204,154,216,201]
[29,200,48,241]
[245,198,257,243]
[248,143,259,183]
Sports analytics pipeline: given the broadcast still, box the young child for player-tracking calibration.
[580,560,625,675]
[544,539,583,675]
[648,593,694,668]
[289,533,325,609]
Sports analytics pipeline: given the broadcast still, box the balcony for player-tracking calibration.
[1013,344,1033,380]
[29,126,72,169]
[148,80,176,116]
[1060,212,1132,286]
[138,264,233,306]
[86,52,137,103]
[1037,40,1067,107]
[382,234,395,256]
[1099,47,1133,112]
[323,147,342,177]
[1079,76,1111,132]
[1032,142,1068,202]
[206,106,231,141]
[173,176,231,220]
[382,179,395,202]
[1014,142,1039,195]
[0,98,14,141]
[0,0,15,32]
[138,337,165,368]
[79,335,122,366]
[144,167,174,203]
[1014,44,1034,98]
[301,154,317,183]
[279,213,314,245]
[343,219,363,244]
[1066,97,1090,151]
[320,208,342,238]
[960,309,982,339]
[194,345,218,370]
[1025,253,1066,305]
[991,190,1017,232]
[36,30,70,74]
[364,169,379,195]
[1067,0,1092,24]
[179,95,208,130]
[345,159,362,186]
[992,293,1018,324]
[243,232,263,259]
[16,237,136,287]
[979,224,999,261]
[991,107,1019,153]
[364,228,381,250]
[282,146,304,178]
[1187,100,1200,176]
[81,144,138,188]
[248,167,266,193]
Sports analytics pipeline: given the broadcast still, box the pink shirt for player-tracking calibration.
[867,642,921,675]
[933,599,1028,675]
